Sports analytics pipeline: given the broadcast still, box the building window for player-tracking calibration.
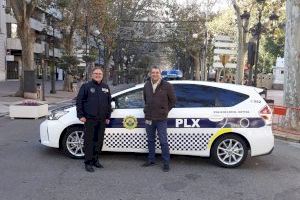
[6,23,18,38]
[11,24,18,38]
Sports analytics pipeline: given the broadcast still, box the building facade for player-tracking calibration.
[0,1,63,81]
[0,1,6,81]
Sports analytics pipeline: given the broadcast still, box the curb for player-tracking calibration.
[274,134,300,143]
[0,112,8,118]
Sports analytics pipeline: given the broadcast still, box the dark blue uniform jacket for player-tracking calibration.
[76,80,112,120]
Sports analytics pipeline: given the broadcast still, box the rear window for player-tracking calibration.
[173,84,249,108]
[215,88,249,107]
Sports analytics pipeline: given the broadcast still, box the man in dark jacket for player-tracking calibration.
[76,68,112,172]
[142,66,176,172]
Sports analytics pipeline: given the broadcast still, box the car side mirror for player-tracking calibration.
[111,101,116,109]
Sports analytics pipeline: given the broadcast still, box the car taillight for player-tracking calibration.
[259,105,272,125]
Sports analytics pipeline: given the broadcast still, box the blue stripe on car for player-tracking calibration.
[107,118,265,128]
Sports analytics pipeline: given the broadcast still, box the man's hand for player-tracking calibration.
[79,117,86,123]
[105,119,110,124]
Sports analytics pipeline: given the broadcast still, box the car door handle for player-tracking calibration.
[208,116,225,122]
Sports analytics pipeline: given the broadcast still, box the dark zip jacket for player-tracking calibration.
[143,79,176,120]
[76,80,112,120]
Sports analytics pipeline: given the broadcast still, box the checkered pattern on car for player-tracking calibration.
[104,132,214,151]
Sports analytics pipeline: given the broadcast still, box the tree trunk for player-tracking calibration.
[215,68,223,82]
[201,48,206,81]
[283,0,300,130]
[63,74,74,92]
[18,20,36,98]
[232,0,247,85]
[10,0,37,98]
[191,52,200,80]
[103,54,112,84]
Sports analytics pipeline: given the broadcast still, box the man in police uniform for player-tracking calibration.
[76,68,111,172]
[143,66,176,172]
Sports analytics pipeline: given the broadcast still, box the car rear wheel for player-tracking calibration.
[211,134,248,168]
[62,127,85,159]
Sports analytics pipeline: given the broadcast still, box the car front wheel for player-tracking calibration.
[62,127,85,159]
[211,134,248,168]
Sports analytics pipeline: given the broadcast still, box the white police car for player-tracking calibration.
[161,69,183,80]
[40,80,274,168]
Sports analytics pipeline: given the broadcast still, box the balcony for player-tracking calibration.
[7,38,43,53]
[46,27,63,39]
[6,15,61,39]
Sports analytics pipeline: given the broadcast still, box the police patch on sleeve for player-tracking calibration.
[123,116,138,130]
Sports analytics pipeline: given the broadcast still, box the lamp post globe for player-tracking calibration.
[269,11,279,27]
[240,10,250,25]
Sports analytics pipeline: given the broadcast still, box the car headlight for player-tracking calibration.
[47,110,69,120]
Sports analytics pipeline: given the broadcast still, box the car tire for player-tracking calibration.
[62,126,85,159]
[211,134,248,168]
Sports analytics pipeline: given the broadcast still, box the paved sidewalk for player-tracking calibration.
[265,90,300,142]
[0,80,135,116]
[273,128,300,142]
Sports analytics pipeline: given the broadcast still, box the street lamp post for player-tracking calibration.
[41,59,45,101]
[241,0,279,86]
[83,0,89,81]
[202,31,208,81]
[269,11,279,35]
[253,0,264,87]
[92,30,107,82]
[50,17,56,94]
[240,10,251,85]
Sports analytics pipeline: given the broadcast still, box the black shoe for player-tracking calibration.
[163,164,169,172]
[93,160,104,168]
[85,164,95,172]
[141,161,155,167]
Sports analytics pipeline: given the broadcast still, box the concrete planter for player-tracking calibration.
[9,103,48,119]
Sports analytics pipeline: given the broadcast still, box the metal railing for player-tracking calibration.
[271,105,300,137]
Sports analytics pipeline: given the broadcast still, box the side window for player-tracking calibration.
[173,84,216,108]
[215,88,249,107]
[114,89,144,109]
[173,84,249,108]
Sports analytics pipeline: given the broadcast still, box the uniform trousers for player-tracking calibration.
[84,119,105,164]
